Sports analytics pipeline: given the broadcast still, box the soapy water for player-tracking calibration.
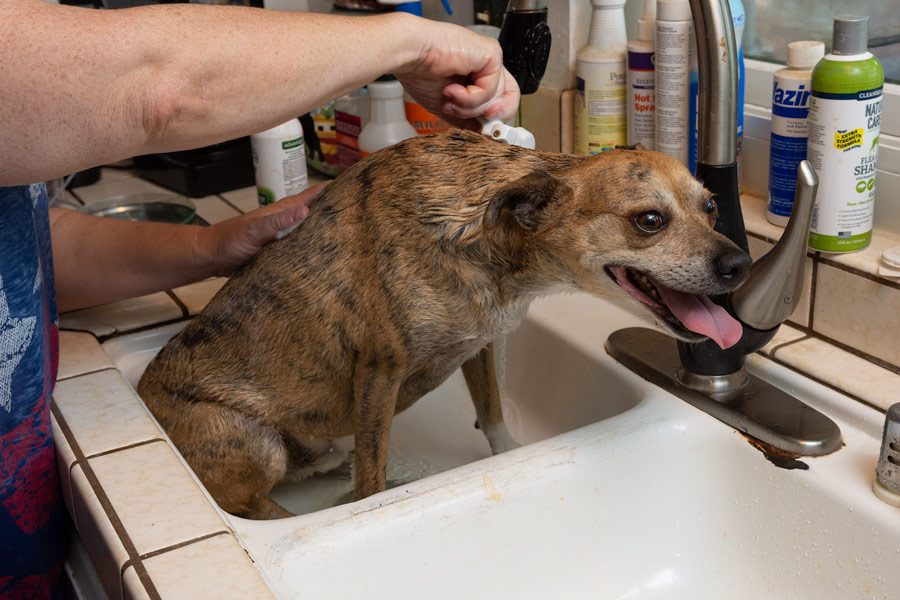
[326,447,442,507]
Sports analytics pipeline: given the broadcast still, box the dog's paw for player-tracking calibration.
[318,448,354,479]
[482,423,521,455]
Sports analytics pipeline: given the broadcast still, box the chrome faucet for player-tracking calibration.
[606,0,842,458]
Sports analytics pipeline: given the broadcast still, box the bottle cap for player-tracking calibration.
[832,15,869,56]
[786,41,825,69]
[637,0,656,41]
[591,0,625,7]
[657,0,690,22]
[878,246,900,278]
[376,74,397,82]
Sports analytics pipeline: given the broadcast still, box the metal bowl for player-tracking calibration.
[80,192,197,224]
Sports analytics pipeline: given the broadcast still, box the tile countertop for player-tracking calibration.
[54,169,330,600]
[53,171,899,599]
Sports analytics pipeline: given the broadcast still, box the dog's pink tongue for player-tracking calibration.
[654,283,743,350]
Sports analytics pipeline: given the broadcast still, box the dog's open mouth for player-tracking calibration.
[606,266,743,350]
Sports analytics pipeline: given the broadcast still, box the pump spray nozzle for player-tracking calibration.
[478,117,535,149]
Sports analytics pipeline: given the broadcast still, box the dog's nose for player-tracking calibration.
[716,250,751,280]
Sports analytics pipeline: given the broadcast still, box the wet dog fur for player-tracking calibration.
[138,129,750,519]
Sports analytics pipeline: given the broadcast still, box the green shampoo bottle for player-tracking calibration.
[807,15,884,253]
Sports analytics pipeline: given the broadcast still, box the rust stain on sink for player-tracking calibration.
[742,433,845,470]
[482,475,502,502]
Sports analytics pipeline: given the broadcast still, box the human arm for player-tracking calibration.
[1,0,518,186]
[48,183,326,312]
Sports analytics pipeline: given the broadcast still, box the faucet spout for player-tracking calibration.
[731,161,818,330]
[688,0,747,253]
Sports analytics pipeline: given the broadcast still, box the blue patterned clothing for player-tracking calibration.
[0,183,66,599]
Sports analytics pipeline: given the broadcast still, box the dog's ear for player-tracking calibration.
[484,171,570,232]
[614,143,645,151]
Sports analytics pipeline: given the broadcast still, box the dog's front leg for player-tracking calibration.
[461,343,520,455]
[352,355,403,500]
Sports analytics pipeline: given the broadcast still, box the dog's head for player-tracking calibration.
[483,148,751,349]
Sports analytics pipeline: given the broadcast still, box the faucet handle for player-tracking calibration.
[730,161,818,330]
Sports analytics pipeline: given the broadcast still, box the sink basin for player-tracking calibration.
[104,293,899,599]
[103,294,648,517]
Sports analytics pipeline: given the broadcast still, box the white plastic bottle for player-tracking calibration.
[358,75,418,159]
[766,41,825,227]
[250,118,308,206]
[654,0,691,165]
[574,0,628,155]
[686,19,698,173]
[731,0,746,181]
[626,0,656,149]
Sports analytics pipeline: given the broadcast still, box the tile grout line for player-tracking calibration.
[217,193,249,215]
[67,188,85,205]
[746,229,900,291]
[50,402,162,600]
[809,331,900,377]
[120,530,232,581]
[818,255,900,291]
[808,257,818,331]
[56,365,118,383]
[165,290,190,319]
[760,352,889,414]
[59,315,190,343]
[65,437,168,530]
[766,334,812,360]
[762,325,900,376]
[85,437,167,461]
[745,230,779,246]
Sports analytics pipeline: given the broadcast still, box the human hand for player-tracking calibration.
[198,181,328,276]
[394,16,520,130]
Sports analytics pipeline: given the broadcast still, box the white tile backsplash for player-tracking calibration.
[813,263,900,368]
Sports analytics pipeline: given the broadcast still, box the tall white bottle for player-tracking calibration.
[358,75,417,159]
[251,118,308,207]
[575,0,628,155]
[654,0,691,166]
[626,0,656,149]
[766,41,825,226]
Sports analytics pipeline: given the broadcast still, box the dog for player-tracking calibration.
[138,129,751,519]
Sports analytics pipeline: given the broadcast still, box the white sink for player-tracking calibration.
[105,294,900,599]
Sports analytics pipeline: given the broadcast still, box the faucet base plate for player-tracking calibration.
[605,327,843,457]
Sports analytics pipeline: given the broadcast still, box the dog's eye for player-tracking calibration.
[634,211,665,233]
[705,198,718,217]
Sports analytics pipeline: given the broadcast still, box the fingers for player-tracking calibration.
[262,181,328,239]
[269,181,328,215]
[443,68,520,129]
[400,21,521,126]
